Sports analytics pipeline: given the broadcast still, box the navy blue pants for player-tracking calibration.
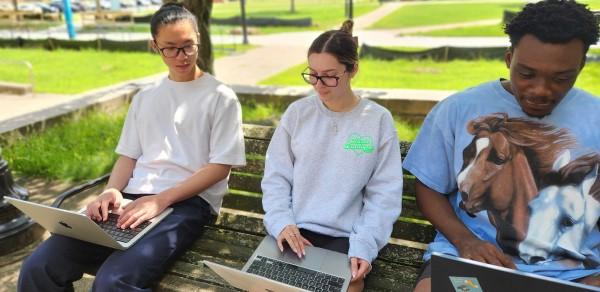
[18,194,214,292]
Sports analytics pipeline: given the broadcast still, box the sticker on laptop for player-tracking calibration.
[449,276,483,292]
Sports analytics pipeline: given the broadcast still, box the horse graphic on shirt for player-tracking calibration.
[519,151,600,267]
[457,113,575,255]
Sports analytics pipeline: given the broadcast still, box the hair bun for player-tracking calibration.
[340,19,354,35]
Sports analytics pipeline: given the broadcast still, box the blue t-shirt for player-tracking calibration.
[403,80,600,280]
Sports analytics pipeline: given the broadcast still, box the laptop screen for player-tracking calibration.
[431,253,599,292]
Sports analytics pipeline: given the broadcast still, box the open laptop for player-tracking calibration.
[203,236,351,292]
[431,252,600,292]
[5,196,172,250]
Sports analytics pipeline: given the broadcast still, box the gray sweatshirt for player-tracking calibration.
[261,95,403,263]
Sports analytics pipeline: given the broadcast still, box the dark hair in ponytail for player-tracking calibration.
[150,2,198,39]
[308,19,358,72]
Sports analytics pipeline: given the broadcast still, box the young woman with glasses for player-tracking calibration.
[18,4,246,291]
[261,20,403,292]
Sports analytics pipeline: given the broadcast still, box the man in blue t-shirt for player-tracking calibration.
[403,1,600,291]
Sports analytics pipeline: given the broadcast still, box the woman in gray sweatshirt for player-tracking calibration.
[261,20,404,292]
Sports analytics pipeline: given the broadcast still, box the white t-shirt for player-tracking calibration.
[116,73,246,214]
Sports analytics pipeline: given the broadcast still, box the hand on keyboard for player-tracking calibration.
[118,194,169,229]
[95,213,151,243]
[277,225,313,258]
[86,188,124,222]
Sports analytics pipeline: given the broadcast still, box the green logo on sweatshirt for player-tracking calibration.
[344,134,374,155]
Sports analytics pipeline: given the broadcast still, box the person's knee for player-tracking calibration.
[18,249,65,291]
[413,277,431,292]
[20,252,46,278]
[20,244,62,277]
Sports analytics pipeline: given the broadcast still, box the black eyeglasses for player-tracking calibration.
[301,69,347,87]
[154,42,199,58]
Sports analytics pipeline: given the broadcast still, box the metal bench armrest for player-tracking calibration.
[51,173,111,208]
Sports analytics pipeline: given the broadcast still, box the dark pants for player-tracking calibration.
[18,194,213,292]
[299,228,350,254]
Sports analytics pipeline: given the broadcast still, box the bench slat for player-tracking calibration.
[158,272,233,292]
[223,194,264,213]
[229,174,417,204]
[245,138,269,156]
[234,157,265,175]
[165,260,236,290]
[392,221,435,244]
[214,209,432,258]
[197,226,426,267]
[176,226,421,291]
[242,124,413,156]
[243,124,276,140]
[227,175,421,218]
[234,157,415,177]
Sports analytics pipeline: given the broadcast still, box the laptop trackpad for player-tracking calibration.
[279,247,325,270]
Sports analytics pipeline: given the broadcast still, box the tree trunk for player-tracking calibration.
[290,0,295,13]
[181,0,214,74]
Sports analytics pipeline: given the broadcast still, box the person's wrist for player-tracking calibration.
[453,234,479,252]
[154,192,173,207]
[102,187,119,195]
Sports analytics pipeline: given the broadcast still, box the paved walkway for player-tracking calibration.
[0,73,165,133]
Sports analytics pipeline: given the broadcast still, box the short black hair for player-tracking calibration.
[505,0,599,52]
[150,2,198,39]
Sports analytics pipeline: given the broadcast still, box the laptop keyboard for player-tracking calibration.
[246,255,345,292]
[95,213,150,243]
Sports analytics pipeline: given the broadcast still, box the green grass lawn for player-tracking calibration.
[78,22,308,35]
[260,57,600,96]
[411,23,506,37]
[581,0,600,9]
[79,0,378,35]
[409,0,600,37]
[0,20,62,30]
[0,45,252,94]
[0,48,164,94]
[370,2,523,29]
[79,23,150,33]
[3,109,126,181]
[212,0,380,33]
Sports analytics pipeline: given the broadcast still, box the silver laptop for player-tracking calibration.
[204,236,352,292]
[5,196,172,250]
[431,252,600,292]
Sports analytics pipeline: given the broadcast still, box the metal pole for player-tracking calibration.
[62,0,77,39]
[344,0,348,18]
[240,0,248,45]
[348,0,353,20]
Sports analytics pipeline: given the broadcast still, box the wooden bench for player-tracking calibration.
[52,124,434,291]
